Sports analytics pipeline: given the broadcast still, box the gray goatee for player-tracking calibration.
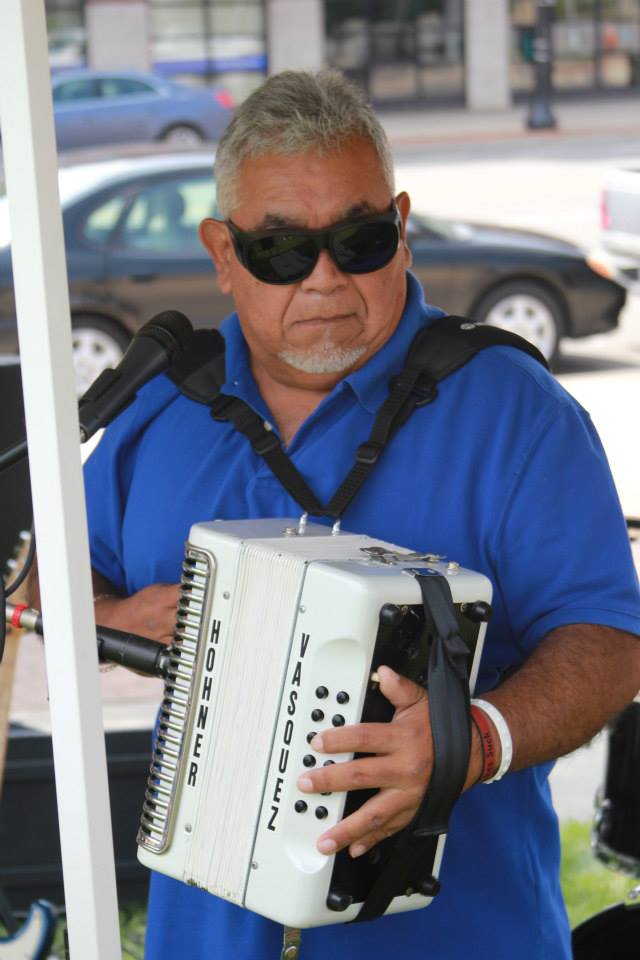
[278,342,366,375]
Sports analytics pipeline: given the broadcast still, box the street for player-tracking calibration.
[394,129,640,520]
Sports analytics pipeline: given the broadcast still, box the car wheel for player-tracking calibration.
[71,316,131,396]
[472,281,564,364]
[160,124,205,147]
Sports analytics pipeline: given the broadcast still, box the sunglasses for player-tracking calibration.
[226,202,402,285]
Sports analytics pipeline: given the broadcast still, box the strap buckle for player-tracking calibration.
[209,394,235,421]
[252,430,281,456]
[355,440,383,466]
[413,374,438,407]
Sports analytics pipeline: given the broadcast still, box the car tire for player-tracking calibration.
[160,124,205,147]
[71,315,131,397]
[472,281,564,365]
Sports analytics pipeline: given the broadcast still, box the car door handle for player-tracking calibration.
[130,274,158,283]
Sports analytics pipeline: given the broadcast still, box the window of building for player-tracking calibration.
[325,0,465,106]
[46,0,86,71]
[148,0,266,103]
[511,0,640,94]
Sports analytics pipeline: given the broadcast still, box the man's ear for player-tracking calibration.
[395,191,413,269]
[199,218,234,294]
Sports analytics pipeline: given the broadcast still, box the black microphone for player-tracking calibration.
[78,310,194,442]
[5,600,170,678]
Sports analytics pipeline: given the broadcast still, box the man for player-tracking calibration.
[86,71,640,959]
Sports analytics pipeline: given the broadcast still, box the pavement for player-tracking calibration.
[5,91,640,826]
[380,94,640,151]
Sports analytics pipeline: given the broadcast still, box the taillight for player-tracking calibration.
[600,190,611,231]
[213,90,234,110]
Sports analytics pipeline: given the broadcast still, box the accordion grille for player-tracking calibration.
[137,546,212,854]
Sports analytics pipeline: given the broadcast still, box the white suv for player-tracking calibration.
[601,165,640,288]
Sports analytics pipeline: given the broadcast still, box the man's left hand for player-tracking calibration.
[296,665,432,858]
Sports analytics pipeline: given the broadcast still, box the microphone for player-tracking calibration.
[5,600,170,678]
[78,310,193,442]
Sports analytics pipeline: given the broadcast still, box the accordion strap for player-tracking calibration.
[168,316,547,520]
[354,572,472,923]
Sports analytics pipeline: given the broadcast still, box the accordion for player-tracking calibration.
[137,519,492,928]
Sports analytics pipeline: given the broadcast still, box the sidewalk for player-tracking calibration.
[379,95,640,148]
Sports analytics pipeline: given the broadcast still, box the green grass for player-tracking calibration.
[47,902,147,958]
[3,820,636,955]
[560,819,635,929]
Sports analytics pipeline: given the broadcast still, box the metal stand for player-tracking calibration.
[527,0,557,131]
[281,927,302,960]
[0,2,121,956]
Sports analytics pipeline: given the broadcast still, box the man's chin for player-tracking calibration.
[277,343,367,375]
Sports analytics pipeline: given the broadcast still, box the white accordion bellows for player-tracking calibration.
[137,519,491,928]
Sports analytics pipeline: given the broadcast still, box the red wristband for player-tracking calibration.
[471,704,499,782]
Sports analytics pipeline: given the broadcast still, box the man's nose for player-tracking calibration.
[300,249,348,294]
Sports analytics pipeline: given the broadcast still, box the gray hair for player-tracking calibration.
[214,70,395,218]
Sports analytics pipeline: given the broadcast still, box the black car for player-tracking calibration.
[0,151,626,391]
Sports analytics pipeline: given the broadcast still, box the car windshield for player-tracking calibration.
[0,160,147,248]
[410,211,470,240]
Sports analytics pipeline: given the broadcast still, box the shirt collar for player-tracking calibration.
[342,272,444,413]
[220,271,444,418]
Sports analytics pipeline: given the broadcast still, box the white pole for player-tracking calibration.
[0,2,121,957]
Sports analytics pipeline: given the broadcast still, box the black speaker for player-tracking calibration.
[0,724,151,909]
[0,358,31,572]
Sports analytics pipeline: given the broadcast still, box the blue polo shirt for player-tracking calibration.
[85,272,640,959]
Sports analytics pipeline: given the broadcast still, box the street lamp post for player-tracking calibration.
[527,0,557,130]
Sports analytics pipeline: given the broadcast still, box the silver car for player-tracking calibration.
[50,69,233,150]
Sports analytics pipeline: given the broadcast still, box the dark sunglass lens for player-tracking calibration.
[245,233,317,283]
[331,221,399,275]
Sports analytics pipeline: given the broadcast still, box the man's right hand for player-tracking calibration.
[94,584,181,646]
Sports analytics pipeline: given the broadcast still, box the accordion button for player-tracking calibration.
[336,691,350,704]
[323,760,335,766]
[327,892,353,912]
[311,709,325,722]
[294,800,308,813]
[315,686,329,699]
[307,731,317,744]
[303,754,316,767]
[332,715,345,727]
[315,806,328,819]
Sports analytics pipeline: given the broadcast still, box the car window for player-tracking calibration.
[52,78,99,103]
[81,194,129,246]
[117,176,217,253]
[99,78,157,98]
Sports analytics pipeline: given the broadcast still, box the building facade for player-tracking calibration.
[46,0,640,109]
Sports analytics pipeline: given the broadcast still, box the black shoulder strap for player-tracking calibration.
[409,314,548,381]
[167,328,226,402]
[167,316,548,518]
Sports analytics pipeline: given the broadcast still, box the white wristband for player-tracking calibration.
[470,698,513,783]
